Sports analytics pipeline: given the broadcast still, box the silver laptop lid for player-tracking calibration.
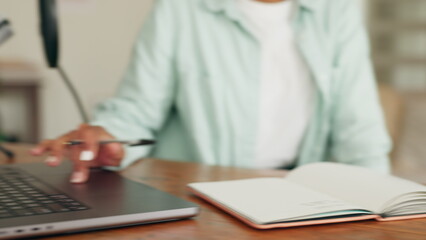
[0,162,199,239]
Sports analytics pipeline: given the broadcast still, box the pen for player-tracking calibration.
[64,139,156,147]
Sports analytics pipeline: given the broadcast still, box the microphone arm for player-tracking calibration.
[39,0,89,123]
[57,66,89,122]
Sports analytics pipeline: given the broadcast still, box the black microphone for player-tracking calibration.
[39,0,59,68]
[39,0,89,122]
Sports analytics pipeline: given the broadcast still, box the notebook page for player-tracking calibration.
[189,178,368,224]
[286,163,426,213]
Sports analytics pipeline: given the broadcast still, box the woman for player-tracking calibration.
[31,0,391,183]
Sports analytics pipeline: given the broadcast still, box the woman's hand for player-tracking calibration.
[30,124,124,184]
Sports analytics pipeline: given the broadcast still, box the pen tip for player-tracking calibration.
[130,139,156,146]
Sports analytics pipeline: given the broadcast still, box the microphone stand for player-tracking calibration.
[0,16,16,160]
[0,0,89,162]
[0,98,15,161]
[0,125,15,161]
[0,144,14,159]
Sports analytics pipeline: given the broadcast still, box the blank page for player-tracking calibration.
[189,178,367,224]
[286,163,426,213]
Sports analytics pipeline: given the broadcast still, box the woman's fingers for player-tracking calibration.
[30,139,54,156]
[30,140,60,166]
[67,125,103,183]
[97,143,124,166]
[68,125,124,183]
[33,125,124,184]
[30,139,65,167]
[46,135,74,166]
[70,163,91,184]
[77,124,100,162]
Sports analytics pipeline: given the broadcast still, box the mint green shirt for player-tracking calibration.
[93,0,391,173]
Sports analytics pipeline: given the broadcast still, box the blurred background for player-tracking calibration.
[0,0,424,181]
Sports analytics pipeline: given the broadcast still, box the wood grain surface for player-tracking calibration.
[1,144,425,240]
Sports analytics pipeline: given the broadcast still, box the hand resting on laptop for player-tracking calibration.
[30,124,124,184]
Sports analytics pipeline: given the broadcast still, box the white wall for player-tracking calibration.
[0,0,153,140]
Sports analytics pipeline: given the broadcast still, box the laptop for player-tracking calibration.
[0,161,199,239]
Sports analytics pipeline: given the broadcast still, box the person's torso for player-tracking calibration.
[151,0,339,168]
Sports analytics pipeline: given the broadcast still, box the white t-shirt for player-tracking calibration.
[236,0,315,168]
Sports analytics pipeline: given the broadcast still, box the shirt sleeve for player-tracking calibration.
[90,0,177,170]
[328,0,392,173]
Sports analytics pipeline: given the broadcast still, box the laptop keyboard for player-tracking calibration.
[0,167,90,218]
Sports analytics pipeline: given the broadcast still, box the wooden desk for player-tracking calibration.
[1,144,426,240]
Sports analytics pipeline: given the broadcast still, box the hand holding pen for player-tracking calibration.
[64,139,156,147]
[30,124,155,184]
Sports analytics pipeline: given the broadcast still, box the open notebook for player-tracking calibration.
[188,162,426,229]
